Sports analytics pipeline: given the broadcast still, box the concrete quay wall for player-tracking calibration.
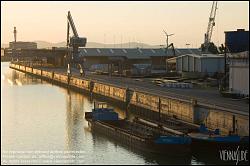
[9,63,249,136]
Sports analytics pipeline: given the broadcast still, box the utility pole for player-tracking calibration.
[220,44,227,90]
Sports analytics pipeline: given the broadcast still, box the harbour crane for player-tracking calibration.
[202,1,218,53]
[66,11,87,76]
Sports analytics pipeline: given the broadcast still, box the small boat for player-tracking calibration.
[85,102,192,156]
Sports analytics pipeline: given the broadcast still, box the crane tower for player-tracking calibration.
[66,11,87,76]
[203,1,218,52]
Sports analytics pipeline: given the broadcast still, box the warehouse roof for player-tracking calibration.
[77,48,201,59]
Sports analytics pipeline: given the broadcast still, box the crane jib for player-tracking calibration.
[204,1,218,52]
[66,11,87,76]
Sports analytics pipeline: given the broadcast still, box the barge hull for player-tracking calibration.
[191,138,249,151]
[88,120,191,156]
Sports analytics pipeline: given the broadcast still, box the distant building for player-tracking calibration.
[9,41,37,49]
[8,47,203,76]
[229,51,249,96]
[77,47,201,72]
[173,54,225,78]
[131,64,152,76]
[19,48,66,67]
[225,29,249,53]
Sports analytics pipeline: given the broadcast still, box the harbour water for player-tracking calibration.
[1,62,222,165]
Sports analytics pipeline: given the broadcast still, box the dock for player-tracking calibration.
[9,62,249,136]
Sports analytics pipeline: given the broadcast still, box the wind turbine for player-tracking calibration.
[163,30,175,56]
[163,30,174,48]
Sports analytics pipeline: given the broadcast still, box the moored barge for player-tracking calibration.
[85,102,192,156]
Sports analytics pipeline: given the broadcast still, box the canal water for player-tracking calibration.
[1,62,212,165]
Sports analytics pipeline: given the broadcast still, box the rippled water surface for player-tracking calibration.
[1,62,216,165]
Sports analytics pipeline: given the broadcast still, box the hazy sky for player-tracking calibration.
[1,1,249,48]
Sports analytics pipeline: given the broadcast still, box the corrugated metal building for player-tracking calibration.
[174,54,225,77]
[229,51,249,96]
[77,47,201,70]
[10,47,202,75]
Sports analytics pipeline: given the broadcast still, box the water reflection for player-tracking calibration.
[7,78,14,86]
[90,131,193,165]
[2,69,44,86]
[65,90,85,164]
[1,62,213,165]
[66,90,84,150]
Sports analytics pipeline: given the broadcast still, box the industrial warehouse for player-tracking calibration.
[1,1,249,165]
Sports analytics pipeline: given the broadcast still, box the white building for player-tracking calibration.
[174,54,225,77]
[229,51,249,96]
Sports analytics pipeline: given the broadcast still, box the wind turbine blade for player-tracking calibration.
[163,30,168,36]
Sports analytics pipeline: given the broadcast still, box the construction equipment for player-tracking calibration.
[66,11,87,76]
[202,1,218,53]
[166,43,176,56]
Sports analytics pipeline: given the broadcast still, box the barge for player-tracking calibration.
[138,116,249,162]
[133,115,248,151]
[188,124,249,151]
[85,102,192,156]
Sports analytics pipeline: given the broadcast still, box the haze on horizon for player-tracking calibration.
[1,1,249,48]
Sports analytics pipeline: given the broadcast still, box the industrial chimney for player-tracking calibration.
[13,27,17,42]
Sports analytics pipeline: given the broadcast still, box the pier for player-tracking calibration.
[9,62,249,136]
